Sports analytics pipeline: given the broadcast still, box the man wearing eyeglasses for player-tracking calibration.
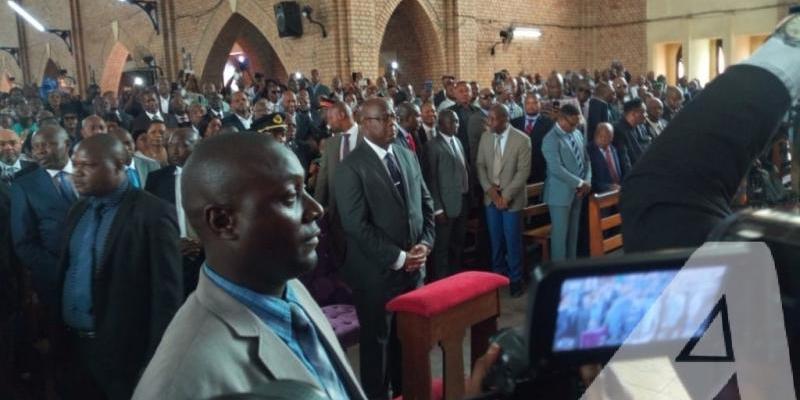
[334,98,435,399]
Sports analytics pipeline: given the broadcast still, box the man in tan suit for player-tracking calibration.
[476,104,531,297]
[314,101,359,261]
[132,133,367,400]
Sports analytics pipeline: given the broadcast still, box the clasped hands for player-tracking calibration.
[488,185,508,210]
[402,243,430,272]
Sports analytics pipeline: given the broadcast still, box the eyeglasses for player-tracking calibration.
[479,95,495,100]
[362,114,396,122]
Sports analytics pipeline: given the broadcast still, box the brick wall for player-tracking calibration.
[6,0,648,93]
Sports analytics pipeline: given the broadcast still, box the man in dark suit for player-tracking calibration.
[145,128,203,296]
[416,102,437,148]
[511,93,554,183]
[621,32,794,252]
[448,81,481,165]
[0,129,35,185]
[433,75,455,108]
[283,91,322,161]
[662,85,684,122]
[422,110,469,280]
[221,91,253,132]
[97,91,133,131]
[314,102,359,262]
[131,89,178,135]
[10,126,78,305]
[613,98,653,174]
[309,69,331,110]
[57,134,182,399]
[587,123,623,192]
[334,98,435,399]
[586,83,615,143]
[394,102,423,159]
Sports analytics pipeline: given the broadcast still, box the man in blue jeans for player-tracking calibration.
[476,104,531,297]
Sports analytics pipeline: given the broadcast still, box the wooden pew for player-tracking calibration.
[522,182,551,262]
[588,189,623,257]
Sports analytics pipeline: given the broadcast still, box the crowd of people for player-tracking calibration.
[0,58,727,400]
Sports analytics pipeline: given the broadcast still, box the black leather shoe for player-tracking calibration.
[510,281,525,298]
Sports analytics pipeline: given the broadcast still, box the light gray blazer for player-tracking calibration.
[542,124,592,207]
[134,155,161,187]
[476,126,532,211]
[132,272,366,400]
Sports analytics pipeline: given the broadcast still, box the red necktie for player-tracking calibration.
[525,119,534,134]
[604,147,620,183]
[406,131,417,152]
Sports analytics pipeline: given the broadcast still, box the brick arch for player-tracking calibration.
[194,3,292,85]
[374,0,445,87]
[99,42,130,94]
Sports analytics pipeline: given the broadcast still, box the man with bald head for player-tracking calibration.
[447,81,481,165]
[57,134,182,399]
[588,123,623,192]
[81,115,108,140]
[335,98,435,398]
[394,102,423,158]
[0,129,34,184]
[663,85,684,122]
[476,104,531,297]
[222,91,253,131]
[423,110,469,280]
[645,97,668,138]
[587,82,616,142]
[134,133,366,399]
[10,126,78,305]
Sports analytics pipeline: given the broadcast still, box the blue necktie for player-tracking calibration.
[57,171,77,203]
[384,152,405,200]
[289,303,345,399]
[566,134,584,175]
[126,167,141,188]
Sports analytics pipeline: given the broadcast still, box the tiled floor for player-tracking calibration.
[345,284,529,381]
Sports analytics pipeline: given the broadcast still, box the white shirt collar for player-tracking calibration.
[146,110,163,121]
[127,158,136,169]
[47,159,73,177]
[364,137,393,160]
[174,166,183,176]
[344,122,359,137]
[0,159,21,170]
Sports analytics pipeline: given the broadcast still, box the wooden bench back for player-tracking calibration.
[523,182,548,218]
[588,189,623,257]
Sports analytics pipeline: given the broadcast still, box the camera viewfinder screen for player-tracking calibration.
[552,267,726,352]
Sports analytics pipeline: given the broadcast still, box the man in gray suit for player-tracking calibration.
[422,110,469,280]
[542,104,592,261]
[314,101,359,261]
[476,104,531,297]
[109,128,161,188]
[133,133,367,400]
[334,98,435,399]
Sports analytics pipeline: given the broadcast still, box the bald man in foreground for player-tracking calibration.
[56,135,182,399]
[133,133,499,399]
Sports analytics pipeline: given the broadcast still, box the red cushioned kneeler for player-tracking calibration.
[387,271,509,400]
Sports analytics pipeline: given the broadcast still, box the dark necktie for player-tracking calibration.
[289,303,345,399]
[126,167,141,188]
[525,119,535,134]
[405,131,417,153]
[384,152,405,200]
[57,171,77,203]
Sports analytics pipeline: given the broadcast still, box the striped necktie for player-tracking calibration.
[566,133,584,175]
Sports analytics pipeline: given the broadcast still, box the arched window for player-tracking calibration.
[676,46,685,83]
[716,39,725,75]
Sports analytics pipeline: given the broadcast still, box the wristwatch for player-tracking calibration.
[772,10,800,47]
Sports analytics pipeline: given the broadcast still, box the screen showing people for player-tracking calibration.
[552,266,727,352]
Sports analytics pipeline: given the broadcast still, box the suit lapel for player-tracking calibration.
[96,189,138,275]
[194,272,319,386]
[288,281,367,399]
[391,144,411,205]
[363,144,405,206]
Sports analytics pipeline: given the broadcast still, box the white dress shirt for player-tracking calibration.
[364,137,407,271]
[339,123,359,161]
[0,158,21,177]
[46,160,78,197]
[174,166,189,238]
[159,95,170,115]
[145,110,164,122]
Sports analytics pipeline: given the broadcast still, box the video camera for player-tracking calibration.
[477,208,800,399]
